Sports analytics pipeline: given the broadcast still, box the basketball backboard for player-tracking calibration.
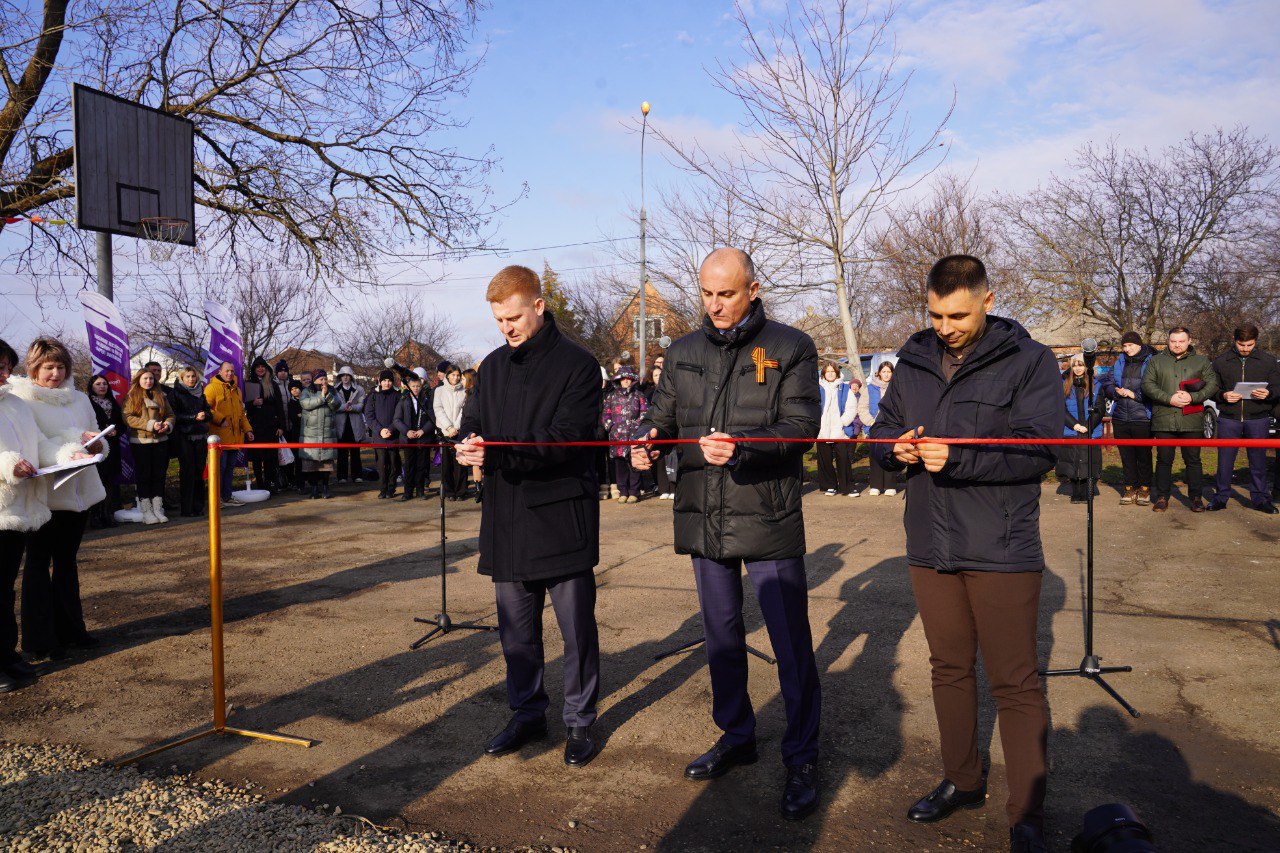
[72,83,196,246]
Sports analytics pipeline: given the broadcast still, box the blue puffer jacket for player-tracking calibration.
[1064,382,1104,438]
[1101,347,1154,422]
[868,316,1062,573]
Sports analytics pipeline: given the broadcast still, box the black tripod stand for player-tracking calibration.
[654,632,775,665]
[411,461,496,649]
[1041,449,1139,717]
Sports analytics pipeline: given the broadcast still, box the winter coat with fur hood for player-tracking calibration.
[9,375,109,513]
[0,383,51,531]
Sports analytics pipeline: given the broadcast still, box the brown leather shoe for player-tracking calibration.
[1190,497,1205,513]
[1152,496,1169,512]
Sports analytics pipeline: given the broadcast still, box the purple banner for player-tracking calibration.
[203,300,243,383]
[78,290,134,483]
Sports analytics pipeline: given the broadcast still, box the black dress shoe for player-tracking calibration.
[684,738,758,780]
[70,633,100,649]
[781,763,818,820]
[907,779,986,823]
[399,494,414,502]
[564,725,596,767]
[5,659,44,679]
[484,716,548,756]
[1010,821,1049,853]
[1253,502,1279,515]
[0,671,22,693]
[1208,500,1228,511]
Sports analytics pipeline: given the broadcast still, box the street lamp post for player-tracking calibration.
[638,100,650,378]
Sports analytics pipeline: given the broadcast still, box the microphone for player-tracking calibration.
[1082,337,1098,371]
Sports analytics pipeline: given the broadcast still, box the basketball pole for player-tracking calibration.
[117,437,313,766]
[96,232,112,300]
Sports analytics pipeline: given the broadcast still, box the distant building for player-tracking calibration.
[130,342,210,384]
[1025,309,1128,365]
[606,282,693,367]
[269,347,345,380]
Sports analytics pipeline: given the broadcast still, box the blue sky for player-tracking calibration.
[3,0,1279,357]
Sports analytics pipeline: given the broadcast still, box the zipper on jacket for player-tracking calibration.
[676,362,705,375]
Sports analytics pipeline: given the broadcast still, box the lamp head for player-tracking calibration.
[641,101,651,116]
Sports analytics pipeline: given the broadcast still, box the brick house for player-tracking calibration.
[607,282,693,367]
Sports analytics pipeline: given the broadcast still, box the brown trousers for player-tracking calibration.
[909,566,1047,828]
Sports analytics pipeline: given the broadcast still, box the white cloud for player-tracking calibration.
[675,30,695,45]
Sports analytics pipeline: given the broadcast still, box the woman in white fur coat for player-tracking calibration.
[0,338,50,690]
[9,338,107,659]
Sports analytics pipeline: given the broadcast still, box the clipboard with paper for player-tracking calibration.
[33,424,114,489]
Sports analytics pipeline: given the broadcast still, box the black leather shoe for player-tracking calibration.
[1010,821,1049,853]
[1208,500,1228,511]
[684,739,758,780]
[907,779,986,823]
[5,659,44,679]
[484,716,547,756]
[781,763,818,820]
[1253,502,1279,515]
[70,633,100,649]
[564,725,596,767]
[0,671,21,693]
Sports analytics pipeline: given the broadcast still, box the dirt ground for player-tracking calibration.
[4,470,1280,852]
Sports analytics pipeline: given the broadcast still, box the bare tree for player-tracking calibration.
[998,127,1278,341]
[615,181,803,325]
[871,173,1050,328]
[648,0,950,378]
[1172,225,1280,353]
[130,256,322,366]
[334,293,460,368]
[1,0,511,304]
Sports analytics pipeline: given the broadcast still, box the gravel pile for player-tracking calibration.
[0,742,572,853]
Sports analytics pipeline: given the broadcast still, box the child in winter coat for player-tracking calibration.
[601,366,648,503]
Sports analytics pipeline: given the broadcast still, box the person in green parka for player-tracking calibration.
[299,370,341,499]
[1141,326,1220,513]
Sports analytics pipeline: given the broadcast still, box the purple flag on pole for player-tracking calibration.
[78,290,134,483]
[203,300,243,384]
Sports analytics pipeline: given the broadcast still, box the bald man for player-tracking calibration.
[633,247,823,820]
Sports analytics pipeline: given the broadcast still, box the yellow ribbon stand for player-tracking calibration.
[117,436,313,766]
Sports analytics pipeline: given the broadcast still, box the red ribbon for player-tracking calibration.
[220,436,1280,451]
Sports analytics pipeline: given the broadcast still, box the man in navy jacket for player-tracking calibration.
[869,255,1061,853]
[455,265,602,769]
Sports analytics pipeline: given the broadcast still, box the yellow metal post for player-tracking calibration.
[116,436,312,767]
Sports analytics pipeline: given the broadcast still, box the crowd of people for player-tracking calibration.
[0,313,1276,698]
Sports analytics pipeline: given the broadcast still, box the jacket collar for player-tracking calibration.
[896,314,1026,381]
[9,374,76,406]
[701,299,767,349]
[509,311,561,364]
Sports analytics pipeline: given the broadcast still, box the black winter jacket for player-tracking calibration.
[362,389,401,443]
[1211,348,1280,422]
[869,316,1062,573]
[460,314,601,583]
[169,382,211,439]
[638,300,819,561]
[393,389,435,441]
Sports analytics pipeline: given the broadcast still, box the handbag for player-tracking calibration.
[277,438,295,466]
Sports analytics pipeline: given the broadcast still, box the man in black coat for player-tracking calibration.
[869,255,1060,853]
[363,370,402,498]
[1209,324,1280,513]
[455,265,602,768]
[632,247,822,821]
[392,372,435,501]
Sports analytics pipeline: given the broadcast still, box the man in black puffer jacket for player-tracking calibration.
[869,255,1061,853]
[633,247,822,821]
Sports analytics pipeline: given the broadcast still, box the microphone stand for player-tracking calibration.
[411,440,496,649]
[1042,396,1138,717]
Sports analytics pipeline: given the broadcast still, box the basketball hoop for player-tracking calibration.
[138,217,189,261]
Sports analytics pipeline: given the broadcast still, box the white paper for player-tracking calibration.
[1232,382,1268,396]
[82,424,116,449]
[34,454,104,477]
